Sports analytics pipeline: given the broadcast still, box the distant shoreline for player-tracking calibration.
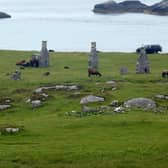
[0,12,11,19]
[0,49,167,54]
[93,0,168,16]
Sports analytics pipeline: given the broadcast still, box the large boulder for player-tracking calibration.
[0,105,11,110]
[80,95,104,104]
[124,98,156,109]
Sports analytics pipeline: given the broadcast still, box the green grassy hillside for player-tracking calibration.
[0,50,168,168]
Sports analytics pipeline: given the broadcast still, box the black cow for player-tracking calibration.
[88,69,102,77]
[162,70,168,78]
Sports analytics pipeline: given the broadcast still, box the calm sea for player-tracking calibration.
[0,0,167,52]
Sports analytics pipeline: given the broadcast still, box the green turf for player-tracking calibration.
[0,50,168,168]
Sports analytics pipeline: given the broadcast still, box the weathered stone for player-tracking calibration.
[155,94,168,100]
[82,105,98,113]
[35,85,79,93]
[0,105,11,110]
[99,105,112,112]
[26,99,31,103]
[31,100,42,108]
[110,100,119,107]
[38,41,49,67]
[114,106,125,113]
[5,127,20,133]
[41,93,49,98]
[136,47,150,74]
[106,81,116,85]
[155,95,165,99]
[165,96,168,100]
[80,95,104,104]
[11,70,21,80]
[88,42,98,71]
[124,98,156,109]
[112,87,117,91]
[5,99,11,103]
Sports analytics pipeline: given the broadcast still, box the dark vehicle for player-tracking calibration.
[136,45,162,54]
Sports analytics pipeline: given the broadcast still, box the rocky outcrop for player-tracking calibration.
[0,12,11,19]
[150,0,168,15]
[80,95,105,104]
[124,98,156,109]
[93,0,168,16]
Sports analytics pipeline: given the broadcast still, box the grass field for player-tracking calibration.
[0,50,168,168]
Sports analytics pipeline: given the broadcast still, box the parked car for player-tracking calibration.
[136,45,162,54]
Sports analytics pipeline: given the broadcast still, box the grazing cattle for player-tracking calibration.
[49,49,55,52]
[88,69,102,77]
[162,70,168,78]
[43,72,50,76]
[64,66,70,69]
[16,60,26,66]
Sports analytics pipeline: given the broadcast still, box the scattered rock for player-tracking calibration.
[31,92,49,101]
[155,94,168,100]
[0,97,12,104]
[31,100,42,108]
[114,106,125,113]
[0,105,11,110]
[5,127,20,133]
[0,125,22,135]
[99,105,112,112]
[5,99,11,103]
[11,70,21,80]
[155,94,165,99]
[80,95,104,104]
[110,100,119,107]
[106,81,116,85]
[82,105,99,113]
[26,99,31,103]
[124,98,156,109]
[35,85,80,93]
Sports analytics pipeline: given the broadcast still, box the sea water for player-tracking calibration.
[0,0,167,52]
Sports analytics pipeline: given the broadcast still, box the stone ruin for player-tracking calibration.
[16,41,50,68]
[88,42,98,71]
[136,47,150,74]
[38,41,49,67]
[38,41,50,67]
[11,70,21,80]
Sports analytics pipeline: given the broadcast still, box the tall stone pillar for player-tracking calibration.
[39,41,49,67]
[88,42,98,70]
[136,47,150,73]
